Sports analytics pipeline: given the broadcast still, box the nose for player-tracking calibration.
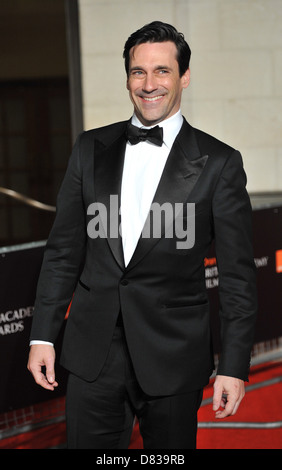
[142,73,158,93]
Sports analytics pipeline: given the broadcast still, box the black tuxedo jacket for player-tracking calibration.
[30,118,257,396]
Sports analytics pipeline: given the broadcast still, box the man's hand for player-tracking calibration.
[27,344,58,391]
[213,375,245,419]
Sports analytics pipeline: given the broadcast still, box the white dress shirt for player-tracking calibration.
[31,110,183,346]
[121,110,183,266]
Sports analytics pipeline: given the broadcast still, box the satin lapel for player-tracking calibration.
[94,132,127,270]
[126,120,209,271]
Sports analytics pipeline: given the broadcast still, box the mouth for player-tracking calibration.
[141,95,164,102]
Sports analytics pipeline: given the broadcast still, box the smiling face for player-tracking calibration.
[126,41,190,127]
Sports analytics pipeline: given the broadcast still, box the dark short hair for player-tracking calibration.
[123,21,191,77]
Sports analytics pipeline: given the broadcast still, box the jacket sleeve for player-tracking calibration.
[212,150,257,381]
[30,132,87,344]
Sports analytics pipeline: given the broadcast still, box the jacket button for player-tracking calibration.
[121,279,128,286]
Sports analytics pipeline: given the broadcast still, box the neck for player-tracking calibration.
[132,110,182,129]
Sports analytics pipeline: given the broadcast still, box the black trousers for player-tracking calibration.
[65,326,203,449]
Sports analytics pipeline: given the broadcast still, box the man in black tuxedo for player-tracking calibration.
[28,21,257,449]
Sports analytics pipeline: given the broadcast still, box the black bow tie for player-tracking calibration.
[126,123,163,147]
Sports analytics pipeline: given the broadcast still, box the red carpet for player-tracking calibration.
[196,361,282,449]
[130,360,282,449]
[0,361,281,449]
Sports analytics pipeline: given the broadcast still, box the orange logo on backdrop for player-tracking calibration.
[276,250,282,273]
[204,257,217,267]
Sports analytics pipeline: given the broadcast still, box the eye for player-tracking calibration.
[157,68,169,75]
[131,70,145,77]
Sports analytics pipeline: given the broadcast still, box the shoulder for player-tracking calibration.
[79,120,128,147]
[185,121,242,172]
[193,126,235,158]
[70,120,129,170]
[181,119,243,180]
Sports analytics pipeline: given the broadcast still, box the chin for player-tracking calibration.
[139,113,164,126]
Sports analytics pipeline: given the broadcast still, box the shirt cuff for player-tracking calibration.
[30,340,54,347]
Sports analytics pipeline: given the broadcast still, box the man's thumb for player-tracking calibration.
[213,383,222,411]
[45,359,55,384]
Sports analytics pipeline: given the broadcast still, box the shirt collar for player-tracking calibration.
[131,110,183,150]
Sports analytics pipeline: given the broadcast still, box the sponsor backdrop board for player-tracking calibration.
[0,243,68,413]
[0,206,281,412]
[207,206,282,353]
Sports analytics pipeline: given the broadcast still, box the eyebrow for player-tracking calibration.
[129,66,144,72]
[155,65,172,71]
[129,65,172,73]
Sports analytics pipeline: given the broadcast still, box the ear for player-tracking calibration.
[181,68,190,89]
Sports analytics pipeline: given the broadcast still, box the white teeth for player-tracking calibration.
[143,96,162,102]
